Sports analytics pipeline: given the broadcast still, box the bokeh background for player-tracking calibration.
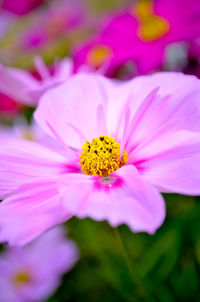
[1,0,200,301]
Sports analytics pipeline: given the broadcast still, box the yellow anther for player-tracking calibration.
[87,45,113,68]
[80,135,128,176]
[13,271,30,285]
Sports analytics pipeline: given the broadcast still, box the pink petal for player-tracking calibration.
[0,140,68,198]
[0,180,70,246]
[0,64,38,105]
[59,166,165,234]
[27,226,79,275]
[125,72,200,147]
[27,58,73,104]
[54,58,73,80]
[129,72,200,112]
[34,73,117,149]
[136,131,200,195]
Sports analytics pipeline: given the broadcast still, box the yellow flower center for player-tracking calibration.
[87,45,113,68]
[132,0,170,41]
[13,271,31,285]
[80,135,128,176]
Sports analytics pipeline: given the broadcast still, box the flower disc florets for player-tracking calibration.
[13,271,30,285]
[80,135,128,176]
[87,45,112,68]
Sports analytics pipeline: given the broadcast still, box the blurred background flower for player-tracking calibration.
[73,0,200,78]
[0,56,73,106]
[0,226,79,302]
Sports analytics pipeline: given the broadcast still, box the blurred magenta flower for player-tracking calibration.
[1,72,200,245]
[1,0,46,15]
[0,226,79,301]
[0,57,73,106]
[73,0,200,77]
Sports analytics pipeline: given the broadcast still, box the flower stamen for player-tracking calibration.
[80,135,128,176]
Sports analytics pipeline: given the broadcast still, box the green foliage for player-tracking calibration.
[47,195,200,302]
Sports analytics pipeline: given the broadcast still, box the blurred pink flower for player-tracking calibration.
[1,0,46,15]
[0,121,46,142]
[0,226,79,301]
[73,0,200,77]
[0,57,73,106]
[1,72,200,245]
[20,0,88,50]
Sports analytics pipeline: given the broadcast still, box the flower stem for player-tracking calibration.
[114,227,153,302]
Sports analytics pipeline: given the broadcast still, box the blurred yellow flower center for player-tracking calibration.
[80,135,128,176]
[87,45,113,68]
[132,0,170,41]
[13,271,31,285]
[22,129,35,141]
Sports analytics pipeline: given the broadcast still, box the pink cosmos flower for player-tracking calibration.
[73,0,200,77]
[0,57,73,106]
[0,226,79,302]
[1,72,200,245]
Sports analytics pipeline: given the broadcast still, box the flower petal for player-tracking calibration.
[26,58,73,104]
[34,73,118,149]
[0,180,70,246]
[59,166,165,234]
[124,72,200,149]
[137,131,200,195]
[0,64,38,105]
[0,140,68,198]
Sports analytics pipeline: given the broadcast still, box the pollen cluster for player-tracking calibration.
[80,135,128,176]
